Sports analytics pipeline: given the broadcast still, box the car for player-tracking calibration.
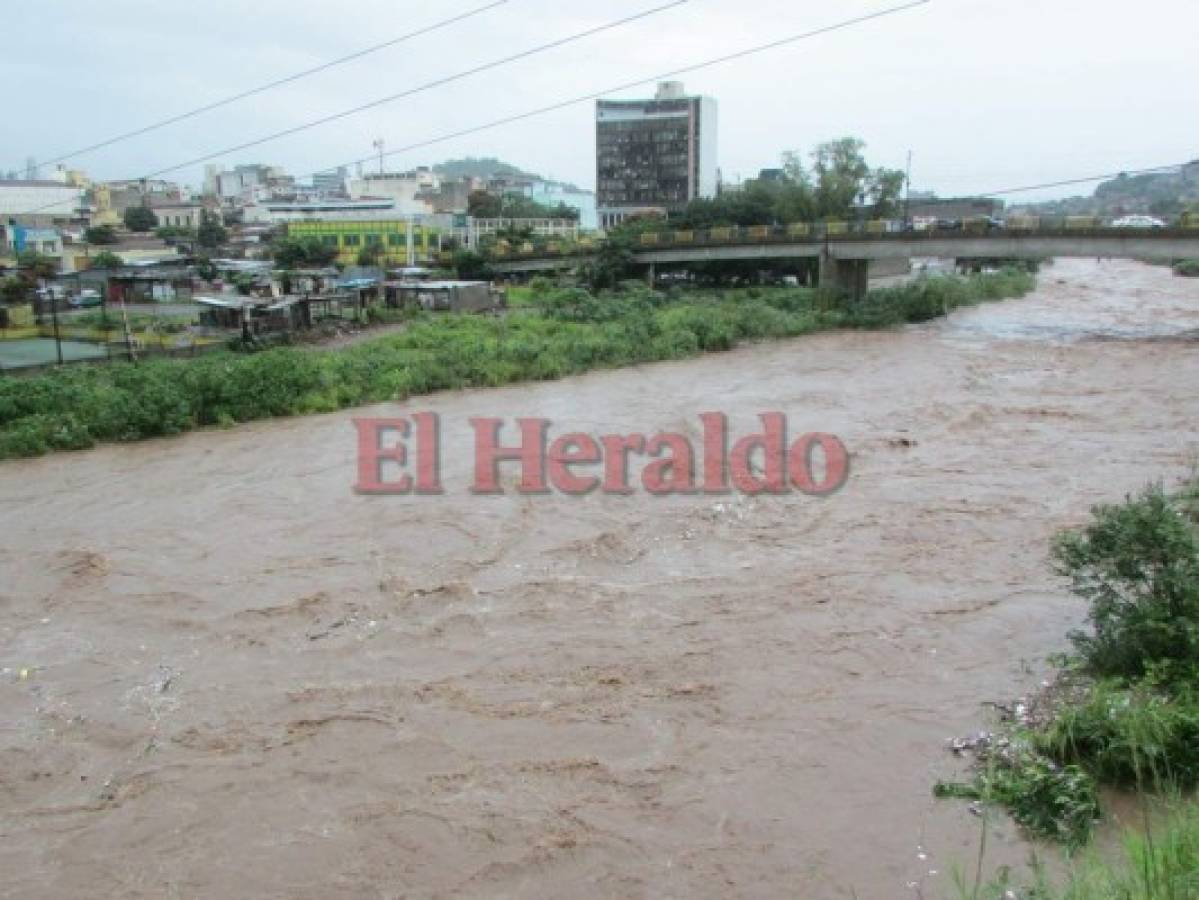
[69,289,103,308]
[1111,215,1167,229]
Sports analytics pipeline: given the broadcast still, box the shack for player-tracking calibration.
[194,295,311,336]
[60,261,197,304]
[385,280,498,313]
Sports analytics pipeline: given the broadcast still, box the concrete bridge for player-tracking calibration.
[489,229,1199,297]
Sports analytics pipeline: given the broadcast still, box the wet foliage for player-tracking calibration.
[0,270,1034,460]
[939,478,1199,885]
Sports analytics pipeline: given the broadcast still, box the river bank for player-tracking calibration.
[0,259,1196,898]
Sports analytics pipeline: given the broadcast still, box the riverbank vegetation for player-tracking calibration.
[0,269,1034,460]
[939,477,1199,897]
[1173,259,1199,277]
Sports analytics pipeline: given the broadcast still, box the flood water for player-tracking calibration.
[1,259,1197,899]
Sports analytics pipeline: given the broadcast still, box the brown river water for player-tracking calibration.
[1,259,1197,899]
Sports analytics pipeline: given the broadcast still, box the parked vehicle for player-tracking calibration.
[69,289,103,308]
[1111,215,1167,229]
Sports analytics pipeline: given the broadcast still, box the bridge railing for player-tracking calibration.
[487,217,1199,261]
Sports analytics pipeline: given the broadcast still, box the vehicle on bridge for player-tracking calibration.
[490,216,1199,261]
[1111,214,1167,229]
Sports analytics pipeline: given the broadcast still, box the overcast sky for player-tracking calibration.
[3,0,1196,200]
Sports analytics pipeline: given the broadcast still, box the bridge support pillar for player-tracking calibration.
[647,262,656,288]
[819,253,870,301]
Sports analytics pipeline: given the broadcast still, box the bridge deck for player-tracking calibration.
[490,229,1199,274]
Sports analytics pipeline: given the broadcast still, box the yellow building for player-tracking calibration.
[285,220,440,266]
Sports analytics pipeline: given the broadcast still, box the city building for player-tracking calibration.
[242,197,398,226]
[347,168,440,216]
[150,201,208,230]
[906,196,1004,221]
[1,222,63,264]
[103,179,184,215]
[0,178,85,226]
[285,219,441,266]
[452,217,579,250]
[312,167,349,196]
[527,182,598,231]
[596,81,718,229]
[419,176,484,214]
[209,164,293,203]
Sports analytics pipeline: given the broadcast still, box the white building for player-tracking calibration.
[347,169,440,216]
[211,164,292,203]
[243,197,400,226]
[151,202,208,230]
[0,179,84,221]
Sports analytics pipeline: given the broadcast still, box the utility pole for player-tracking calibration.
[406,214,416,268]
[48,286,64,366]
[373,138,385,176]
[904,150,913,228]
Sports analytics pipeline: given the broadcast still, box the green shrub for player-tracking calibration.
[1038,681,1199,789]
[0,270,1037,460]
[1052,483,1199,687]
[1173,259,1199,277]
[936,752,1100,848]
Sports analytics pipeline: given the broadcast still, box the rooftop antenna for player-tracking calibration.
[373,138,385,176]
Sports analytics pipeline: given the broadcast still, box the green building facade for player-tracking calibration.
[285,220,440,266]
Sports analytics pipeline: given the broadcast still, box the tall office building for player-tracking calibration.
[595,81,718,230]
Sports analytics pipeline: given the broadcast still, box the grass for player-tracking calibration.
[0,269,1035,460]
[958,803,1199,899]
[939,478,1199,896]
[1173,260,1199,277]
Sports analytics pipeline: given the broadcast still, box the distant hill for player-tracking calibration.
[1016,160,1199,217]
[431,157,585,193]
[432,157,541,181]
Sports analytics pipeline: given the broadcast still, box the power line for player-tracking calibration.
[26,0,509,174]
[14,0,927,217]
[140,0,690,180]
[315,0,933,180]
[979,163,1187,197]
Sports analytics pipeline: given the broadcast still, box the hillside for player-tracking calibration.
[432,157,541,182]
[1017,160,1199,217]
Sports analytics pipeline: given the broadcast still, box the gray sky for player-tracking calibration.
[3,0,1196,200]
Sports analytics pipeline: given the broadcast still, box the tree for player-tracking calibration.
[810,138,872,218]
[272,236,337,268]
[583,230,635,291]
[91,251,124,270]
[1,277,27,305]
[17,251,58,279]
[85,224,119,245]
[123,205,159,232]
[668,137,902,230]
[356,244,383,267]
[467,190,503,218]
[452,250,492,280]
[865,167,907,219]
[197,210,228,249]
[195,257,218,282]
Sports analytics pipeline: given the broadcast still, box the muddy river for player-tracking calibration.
[2,259,1197,899]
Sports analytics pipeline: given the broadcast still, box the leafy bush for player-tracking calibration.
[1039,681,1199,790]
[1052,483,1199,687]
[0,270,1037,460]
[936,752,1100,848]
[939,478,1199,849]
[1172,259,1199,277]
